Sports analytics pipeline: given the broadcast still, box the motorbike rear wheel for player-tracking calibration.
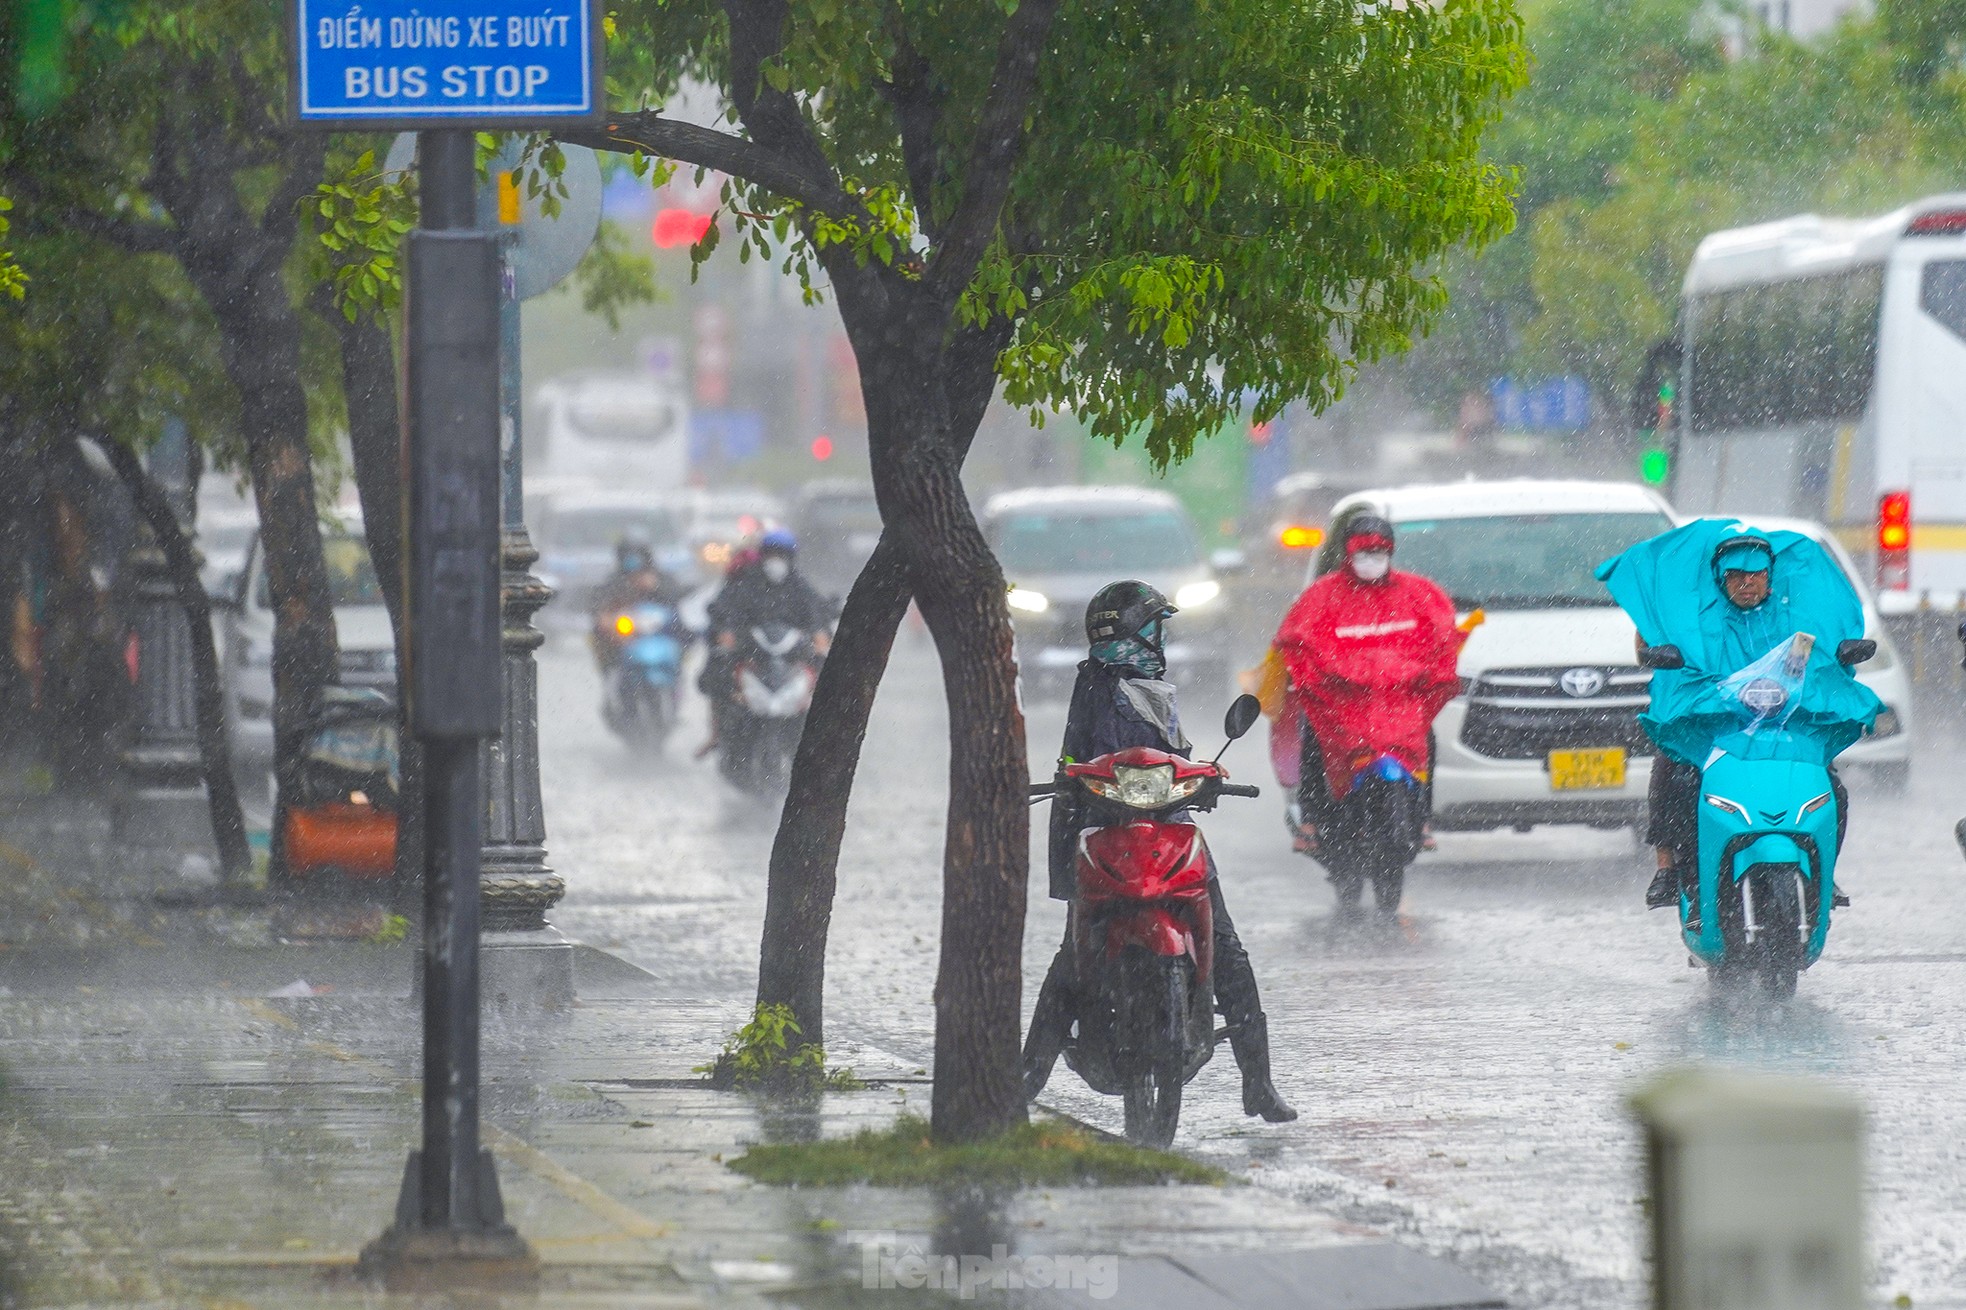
[1371,858,1404,917]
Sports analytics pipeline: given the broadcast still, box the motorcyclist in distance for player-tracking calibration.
[1642,536,1851,912]
[1021,580,1298,1123]
[699,529,835,747]
[591,531,690,666]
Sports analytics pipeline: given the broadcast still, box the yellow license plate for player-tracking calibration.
[1548,748,1626,791]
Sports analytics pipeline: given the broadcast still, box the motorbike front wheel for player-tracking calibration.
[1114,951,1189,1149]
[1757,869,1804,1000]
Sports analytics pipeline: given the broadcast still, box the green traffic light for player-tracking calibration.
[1639,448,1670,485]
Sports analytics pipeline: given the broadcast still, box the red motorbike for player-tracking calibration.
[1029,694,1262,1146]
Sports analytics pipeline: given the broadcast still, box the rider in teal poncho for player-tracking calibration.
[1594,519,1882,910]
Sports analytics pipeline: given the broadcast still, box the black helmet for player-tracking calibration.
[1085,580,1177,645]
[616,529,655,571]
[1343,513,1396,550]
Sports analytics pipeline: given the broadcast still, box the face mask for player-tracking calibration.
[762,558,791,584]
[1350,551,1392,582]
[1091,635,1166,677]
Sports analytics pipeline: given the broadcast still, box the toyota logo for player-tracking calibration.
[1559,667,1606,698]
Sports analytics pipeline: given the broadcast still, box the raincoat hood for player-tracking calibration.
[1594,518,1881,765]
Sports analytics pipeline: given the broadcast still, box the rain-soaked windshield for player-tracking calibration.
[1395,512,1672,609]
[255,534,383,608]
[993,510,1200,573]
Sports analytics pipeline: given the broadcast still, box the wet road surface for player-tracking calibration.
[542,626,1966,1309]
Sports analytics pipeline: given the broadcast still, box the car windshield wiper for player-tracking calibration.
[1470,594,1615,610]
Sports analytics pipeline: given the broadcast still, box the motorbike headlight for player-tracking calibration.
[613,613,636,636]
[1703,793,1749,820]
[1007,587,1049,614]
[1174,579,1221,610]
[1799,790,1834,816]
[1112,763,1176,808]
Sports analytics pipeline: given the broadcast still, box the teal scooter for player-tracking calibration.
[1638,633,1874,998]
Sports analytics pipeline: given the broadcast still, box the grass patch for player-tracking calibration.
[725,1114,1230,1188]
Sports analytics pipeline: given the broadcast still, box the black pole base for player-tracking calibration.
[357,1151,540,1292]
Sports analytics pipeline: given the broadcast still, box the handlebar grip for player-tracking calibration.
[1218,783,1262,798]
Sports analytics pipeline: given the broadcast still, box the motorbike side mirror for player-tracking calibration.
[1223,693,1263,742]
[1836,638,1877,667]
[1638,643,1685,670]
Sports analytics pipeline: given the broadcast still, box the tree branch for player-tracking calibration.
[259,134,329,246]
[0,172,180,256]
[925,0,1063,299]
[558,112,857,220]
[877,9,946,243]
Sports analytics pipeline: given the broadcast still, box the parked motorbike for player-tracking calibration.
[1027,693,1263,1148]
[1305,751,1426,917]
[1640,634,1872,998]
[599,601,687,749]
[720,621,821,792]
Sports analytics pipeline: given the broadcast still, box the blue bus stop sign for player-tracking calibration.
[291,0,602,128]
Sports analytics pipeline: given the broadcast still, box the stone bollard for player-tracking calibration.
[1631,1068,1863,1310]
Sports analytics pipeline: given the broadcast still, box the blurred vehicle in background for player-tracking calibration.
[196,505,259,598]
[1239,470,1379,636]
[985,486,1236,699]
[1699,515,1913,790]
[791,480,881,598]
[220,520,395,771]
[685,487,786,580]
[1312,481,1675,834]
[533,371,689,488]
[535,492,691,610]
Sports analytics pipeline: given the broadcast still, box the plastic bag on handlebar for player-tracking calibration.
[1717,634,1812,737]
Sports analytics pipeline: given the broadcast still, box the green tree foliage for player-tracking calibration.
[1411,0,1966,413]
[0,196,23,300]
[581,0,1525,1142]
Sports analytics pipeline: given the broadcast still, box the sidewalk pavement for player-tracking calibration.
[0,824,1503,1308]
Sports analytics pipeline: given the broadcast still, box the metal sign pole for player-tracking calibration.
[358,129,536,1286]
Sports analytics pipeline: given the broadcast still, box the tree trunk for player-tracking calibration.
[194,271,340,844]
[865,334,1029,1144]
[754,534,913,1046]
[329,306,422,889]
[96,437,253,882]
[752,321,1010,1054]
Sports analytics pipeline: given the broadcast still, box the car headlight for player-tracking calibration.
[1082,764,1205,808]
[1007,587,1049,614]
[1174,579,1221,610]
[1703,793,1749,819]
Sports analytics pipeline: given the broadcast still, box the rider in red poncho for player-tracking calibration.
[1272,514,1467,851]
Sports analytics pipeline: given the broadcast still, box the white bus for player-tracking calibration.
[1661,194,1966,612]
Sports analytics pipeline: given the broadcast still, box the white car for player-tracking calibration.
[220,520,395,768]
[1689,514,1912,789]
[1313,480,1678,832]
[983,486,1238,697]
